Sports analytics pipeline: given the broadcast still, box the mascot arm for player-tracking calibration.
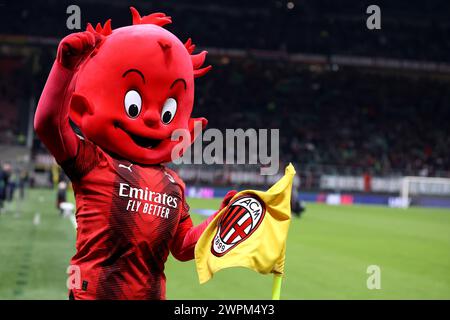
[170,190,237,261]
[34,61,78,163]
[34,31,98,163]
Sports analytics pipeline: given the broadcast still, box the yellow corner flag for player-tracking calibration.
[195,163,296,297]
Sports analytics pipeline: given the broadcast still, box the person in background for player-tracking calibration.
[0,164,6,213]
[56,179,68,215]
[18,168,28,200]
[1,163,12,212]
[8,167,19,201]
[291,184,305,218]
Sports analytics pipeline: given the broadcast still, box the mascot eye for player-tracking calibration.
[161,98,177,124]
[124,90,142,118]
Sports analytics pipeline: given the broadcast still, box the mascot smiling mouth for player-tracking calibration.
[114,121,163,149]
[128,132,162,149]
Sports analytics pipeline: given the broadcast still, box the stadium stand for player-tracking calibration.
[193,57,450,178]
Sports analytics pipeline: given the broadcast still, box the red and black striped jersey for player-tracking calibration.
[62,138,193,300]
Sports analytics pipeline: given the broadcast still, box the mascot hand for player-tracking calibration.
[56,31,101,70]
[218,190,238,211]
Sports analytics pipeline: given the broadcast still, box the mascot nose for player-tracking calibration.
[143,109,160,126]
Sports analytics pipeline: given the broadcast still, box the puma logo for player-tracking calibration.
[164,171,175,183]
[119,163,133,172]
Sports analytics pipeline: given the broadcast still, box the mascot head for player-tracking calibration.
[70,7,210,164]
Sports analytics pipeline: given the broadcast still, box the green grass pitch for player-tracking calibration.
[0,188,449,299]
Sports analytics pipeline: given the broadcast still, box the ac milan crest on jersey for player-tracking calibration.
[211,195,265,257]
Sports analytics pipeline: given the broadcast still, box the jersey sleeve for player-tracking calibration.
[169,173,194,261]
[169,170,226,262]
[169,179,238,261]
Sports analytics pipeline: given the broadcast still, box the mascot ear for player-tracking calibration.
[188,117,207,143]
[69,93,95,126]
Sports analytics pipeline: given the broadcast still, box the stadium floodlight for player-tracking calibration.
[400,176,450,207]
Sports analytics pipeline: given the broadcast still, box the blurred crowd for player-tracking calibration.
[194,57,450,177]
[0,58,27,145]
[1,0,449,180]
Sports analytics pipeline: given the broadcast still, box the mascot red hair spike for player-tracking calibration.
[35,7,235,300]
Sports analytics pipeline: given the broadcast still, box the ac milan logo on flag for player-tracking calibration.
[211,195,266,257]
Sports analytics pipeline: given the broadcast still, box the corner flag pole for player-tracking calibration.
[271,274,283,300]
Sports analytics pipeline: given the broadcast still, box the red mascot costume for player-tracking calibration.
[35,7,235,300]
